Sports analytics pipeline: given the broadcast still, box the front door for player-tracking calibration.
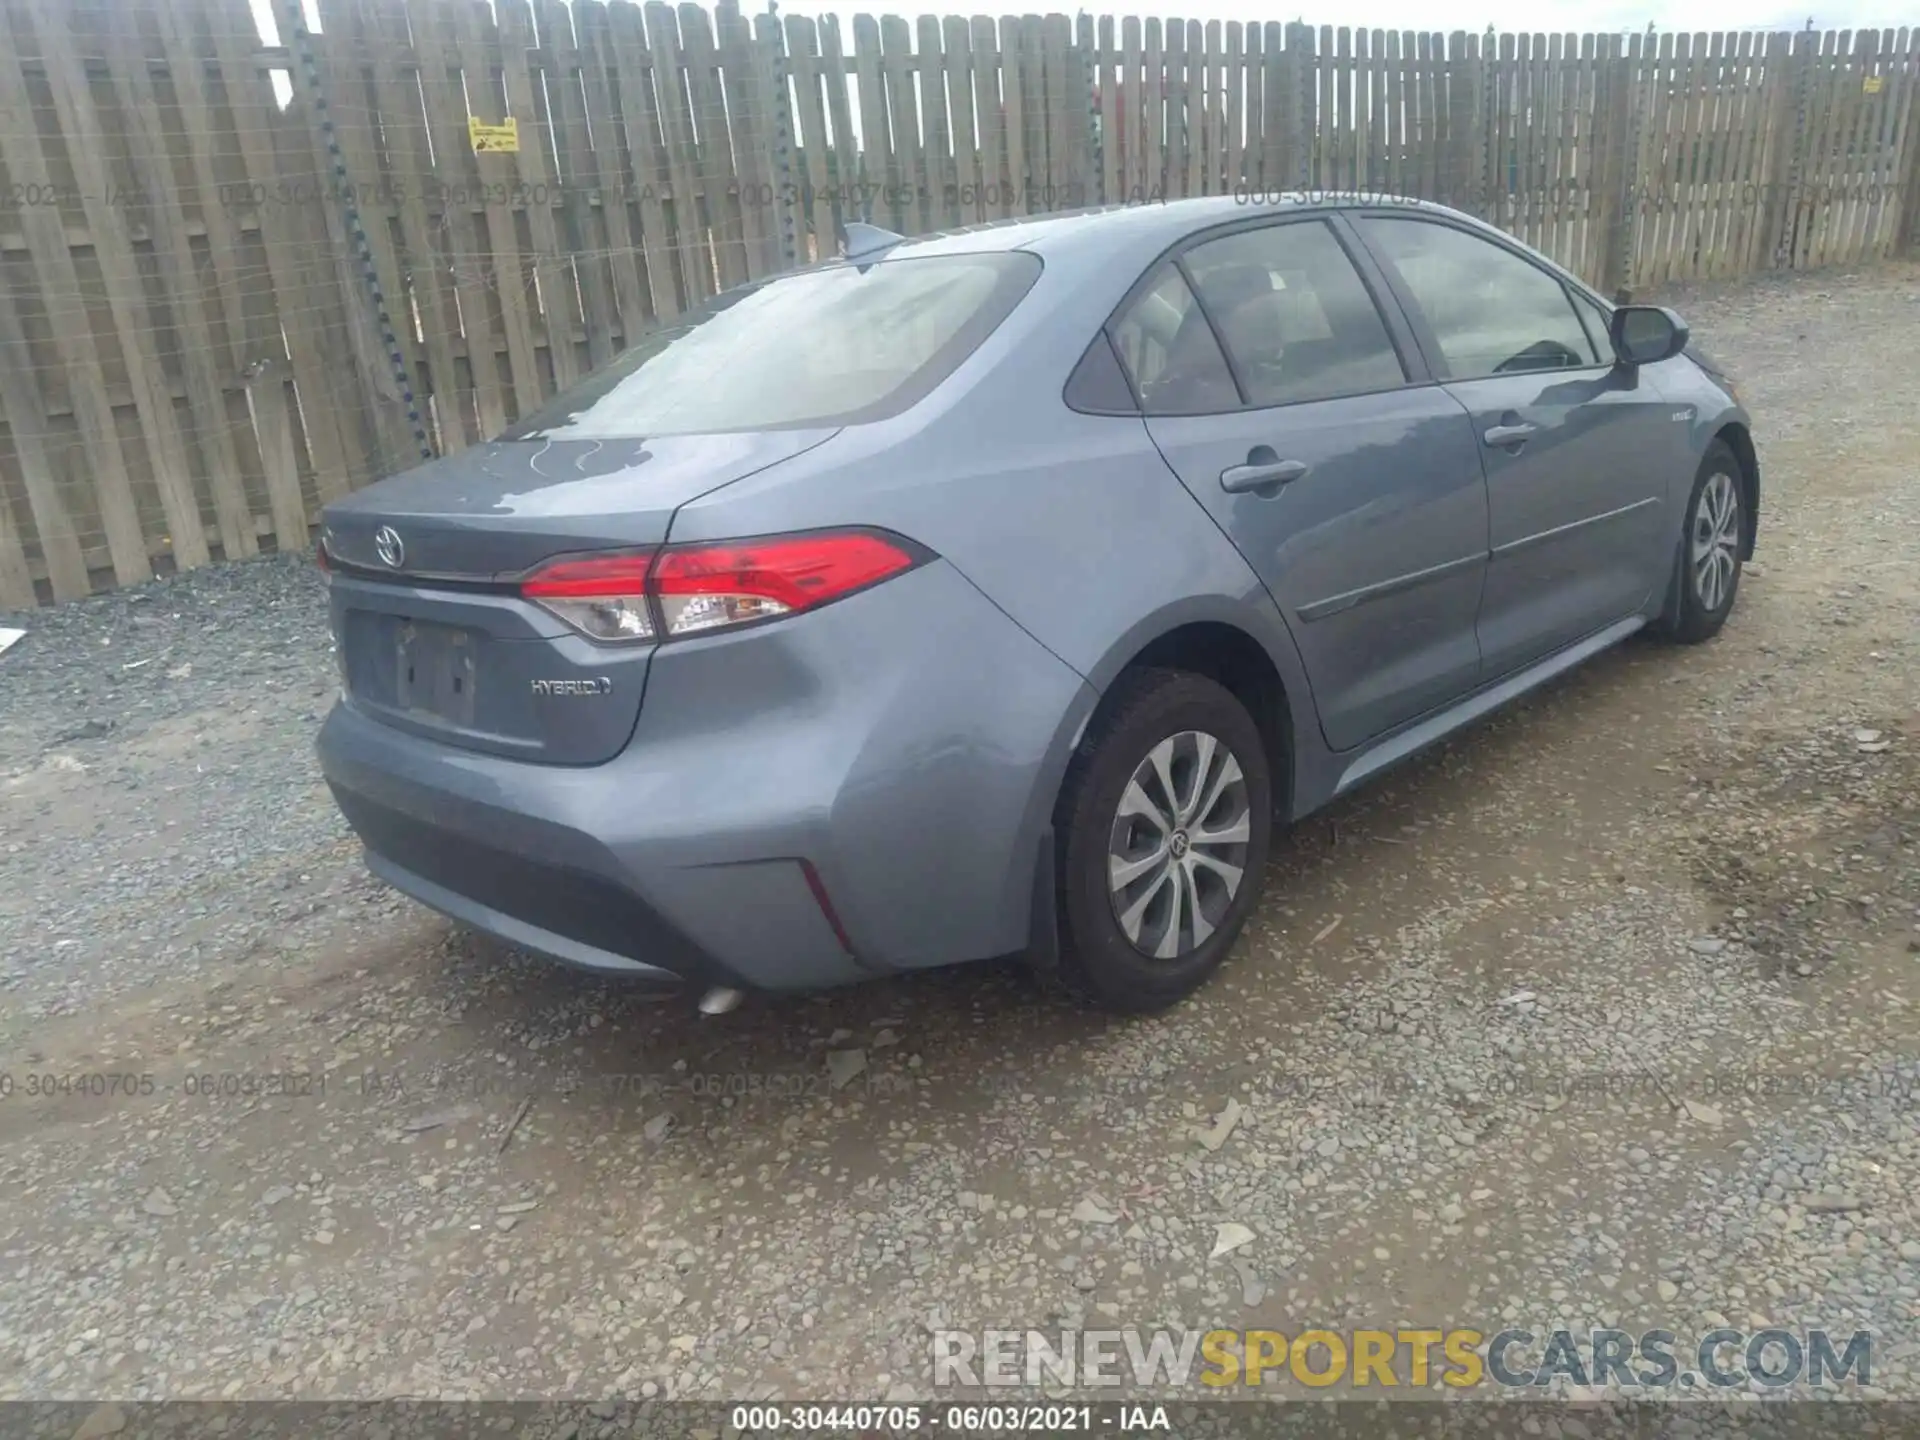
[1117,217,1491,753]
[1349,215,1674,678]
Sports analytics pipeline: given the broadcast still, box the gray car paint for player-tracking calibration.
[320,557,1095,983]
[315,194,1754,990]
[1337,210,1687,679]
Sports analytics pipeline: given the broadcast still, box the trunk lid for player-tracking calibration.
[321,432,835,578]
[321,431,835,765]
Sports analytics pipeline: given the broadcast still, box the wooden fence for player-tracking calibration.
[0,0,1917,608]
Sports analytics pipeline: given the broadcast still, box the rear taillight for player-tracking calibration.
[652,532,920,637]
[521,552,655,642]
[518,530,926,644]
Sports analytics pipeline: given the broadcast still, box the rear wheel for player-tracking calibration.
[1044,668,1273,1013]
[1652,441,1744,644]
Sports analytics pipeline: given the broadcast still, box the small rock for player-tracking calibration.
[1805,1195,1864,1215]
[1497,990,1536,1006]
[141,1188,178,1218]
[260,1186,294,1208]
[497,1200,540,1215]
[1688,937,1727,956]
[826,1049,867,1091]
[643,1112,675,1143]
[50,718,115,745]
[1071,1197,1120,1225]
[1658,1279,1680,1302]
[403,1104,480,1133]
[495,1216,519,1233]
[1682,1099,1725,1126]
[1233,1260,1266,1307]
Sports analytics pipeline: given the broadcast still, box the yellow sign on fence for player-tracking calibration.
[468,116,520,153]
[1863,75,1884,95]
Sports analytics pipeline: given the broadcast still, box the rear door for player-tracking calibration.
[1349,214,1674,679]
[1125,216,1491,753]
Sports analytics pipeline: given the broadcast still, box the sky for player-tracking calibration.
[257,0,1913,46]
[775,1,1904,29]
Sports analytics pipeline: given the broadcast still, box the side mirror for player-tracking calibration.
[1610,305,1690,367]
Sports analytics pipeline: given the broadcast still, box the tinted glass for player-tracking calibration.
[1357,218,1600,379]
[503,253,1041,439]
[1109,265,1241,415]
[1183,221,1405,406]
[1065,332,1137,413]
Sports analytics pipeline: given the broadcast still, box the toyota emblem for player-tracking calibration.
[373,525,405,569]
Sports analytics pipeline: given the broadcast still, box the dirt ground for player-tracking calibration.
[1,262,1917,1404]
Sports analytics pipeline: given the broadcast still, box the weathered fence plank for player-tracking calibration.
[6,2,1920,607]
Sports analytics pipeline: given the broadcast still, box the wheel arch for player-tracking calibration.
[1712,420,1759,560]
[1025,602,1314,973]
[1075,602,1311,822]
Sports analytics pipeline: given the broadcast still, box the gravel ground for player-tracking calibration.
[1,262,1917,1405]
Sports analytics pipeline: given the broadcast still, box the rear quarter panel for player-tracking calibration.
[665,246,1324,779]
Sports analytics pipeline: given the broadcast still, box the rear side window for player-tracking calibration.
[503,252,1041,439]
[1182,220,1406,406]
[1356,217,1599,379]
[1109,266,1240,415]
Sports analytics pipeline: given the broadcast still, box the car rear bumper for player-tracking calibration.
[316,558,1096,991]
[325,780,730,985]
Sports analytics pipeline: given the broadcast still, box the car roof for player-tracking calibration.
[881,193,1467,263]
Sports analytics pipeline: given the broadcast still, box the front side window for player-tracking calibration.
[502,252,1041,439]
[1181,220,1406,406]
[1355,218,1599,380]
[1109,265,1240,415]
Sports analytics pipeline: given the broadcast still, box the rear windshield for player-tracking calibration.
[502,252,1041,440]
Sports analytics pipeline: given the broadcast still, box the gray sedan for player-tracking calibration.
[315,194,1756,1013]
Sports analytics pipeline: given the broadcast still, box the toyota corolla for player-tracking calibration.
[315,195,1756,1013]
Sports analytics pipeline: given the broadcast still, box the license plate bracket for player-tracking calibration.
[395,621,478,727]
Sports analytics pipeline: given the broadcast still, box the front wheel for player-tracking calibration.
[1044,668,1273,1013]
[1652,441,1744,644]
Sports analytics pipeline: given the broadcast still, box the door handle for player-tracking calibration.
[1483,422,1537,448]
[1220,458,1309,494]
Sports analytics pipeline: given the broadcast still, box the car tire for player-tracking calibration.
[1651,440,1745,645]
[1042,667,1273,1013]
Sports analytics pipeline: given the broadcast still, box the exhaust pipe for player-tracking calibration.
[698,986,743,1016]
